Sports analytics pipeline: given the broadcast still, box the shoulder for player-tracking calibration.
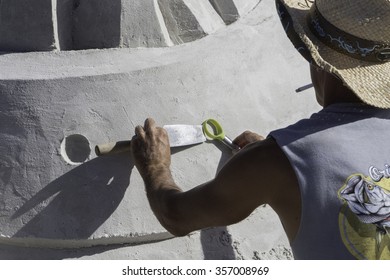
[233,137,293,178]
[216,137,297,206]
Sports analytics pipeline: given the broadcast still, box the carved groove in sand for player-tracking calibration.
[0,0,261,52]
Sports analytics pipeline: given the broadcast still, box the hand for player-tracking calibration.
[131,118,171,179]
[233,131,264,149]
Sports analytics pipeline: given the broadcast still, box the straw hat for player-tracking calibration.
[276,0,390,108]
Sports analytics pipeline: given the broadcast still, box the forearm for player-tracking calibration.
[142,165,233,236]
[142,165,187,236]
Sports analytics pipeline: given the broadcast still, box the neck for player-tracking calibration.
[310,64,363,108]
[322,84,363,108]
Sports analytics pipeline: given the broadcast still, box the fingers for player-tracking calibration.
[134,118,157,138]
[233,134,246,148]
[135,125,146,139]
[144,118,156,135]
[233,131,264,148]
[131,118,172,174]
[233,131,252,147]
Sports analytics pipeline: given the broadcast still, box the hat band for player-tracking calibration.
[307,2,390,63]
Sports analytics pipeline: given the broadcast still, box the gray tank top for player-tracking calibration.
[269,103,390,259]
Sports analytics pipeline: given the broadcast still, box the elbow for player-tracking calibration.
[158,213,191,237]
[155,192,192,237]
[165,225,190,237]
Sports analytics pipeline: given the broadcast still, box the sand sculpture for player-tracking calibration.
[0,0,260,51]
[0,0,320,259]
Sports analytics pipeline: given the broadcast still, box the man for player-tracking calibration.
[131,0,390,259]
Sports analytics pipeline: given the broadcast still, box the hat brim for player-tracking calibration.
[277,0,390,108]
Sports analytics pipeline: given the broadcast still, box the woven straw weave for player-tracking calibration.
[280,0,390,108]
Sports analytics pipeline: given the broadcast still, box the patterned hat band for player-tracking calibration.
[307,2,390,63]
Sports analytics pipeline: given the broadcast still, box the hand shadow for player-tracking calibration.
[12,153,134,241]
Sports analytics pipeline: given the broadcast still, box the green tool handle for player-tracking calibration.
[202,119,240,150]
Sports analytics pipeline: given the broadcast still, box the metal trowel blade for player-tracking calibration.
[163,125,206,147]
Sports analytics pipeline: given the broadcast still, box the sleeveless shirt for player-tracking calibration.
[269,103,390,259]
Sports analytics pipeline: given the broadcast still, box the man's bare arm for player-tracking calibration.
[131,118,298,238]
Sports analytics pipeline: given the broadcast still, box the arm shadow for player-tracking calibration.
[12,153,134,240]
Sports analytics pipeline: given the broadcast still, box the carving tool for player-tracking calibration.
[202,119,240,151]
[95,124,206,156]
